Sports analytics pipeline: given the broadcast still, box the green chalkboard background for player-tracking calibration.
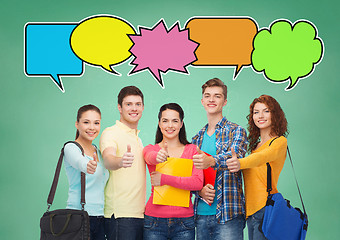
[1,0,339,239]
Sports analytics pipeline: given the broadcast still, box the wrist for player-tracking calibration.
[209,156,216,167]
[160,173,167,186]
[112,156,123,169]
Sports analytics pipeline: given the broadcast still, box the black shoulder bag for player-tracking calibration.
[40,141,90,240]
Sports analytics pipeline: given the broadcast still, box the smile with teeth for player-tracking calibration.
[258,120,267,124]
[86,132,96,136]
[129,113,138,117]
[166,129,175,134]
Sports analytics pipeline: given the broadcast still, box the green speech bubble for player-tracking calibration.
[251,19,323,90]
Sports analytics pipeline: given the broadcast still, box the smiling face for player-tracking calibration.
[253,102,272,131]
[158,109,183,141]
[201,86,227,115]
[75,110,101,142]
[118,95,144,129]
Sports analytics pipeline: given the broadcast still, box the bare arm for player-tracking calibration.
[102,145,134,170]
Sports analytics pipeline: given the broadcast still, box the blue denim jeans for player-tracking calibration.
[117,217,144,240]
[196,214,245,240]
[104,214,144,240]
[104,214,116,240]
[144,215,195,240]
[247,207,268,240]
[89,216,106,240]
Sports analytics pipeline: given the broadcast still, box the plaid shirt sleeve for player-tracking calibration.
[213,124,248,170]
[213,119,248,223]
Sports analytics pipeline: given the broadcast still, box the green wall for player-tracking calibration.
[1,0,339,239]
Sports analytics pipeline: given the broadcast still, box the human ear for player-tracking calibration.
[117,104,122,114]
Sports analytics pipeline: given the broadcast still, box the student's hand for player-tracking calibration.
[87,152,98,174]
[199,184,215,204]
[193,147,215,169]
[150,171,162,186]
[226,147,240,173]
[156,142,169,163]
[121,144,134,168]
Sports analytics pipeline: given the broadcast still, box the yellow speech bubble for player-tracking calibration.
[70,15,135,74]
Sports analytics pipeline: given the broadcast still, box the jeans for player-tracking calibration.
[196,214,245,240]
[104,214,144,240]
[104,215,116,240]
[144,215,195,240]
[247,207,268,240]
[89,216,106,240]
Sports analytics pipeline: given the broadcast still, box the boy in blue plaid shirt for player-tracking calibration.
[192,78,248,240]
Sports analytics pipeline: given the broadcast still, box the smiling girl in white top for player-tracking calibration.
[64,104,109,240]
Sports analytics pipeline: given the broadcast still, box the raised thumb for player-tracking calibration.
[164,141,168,153]
[196,146,203,154]
[93,151,98,162]
[231,147,237,158]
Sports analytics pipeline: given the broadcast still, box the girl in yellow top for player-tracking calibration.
[227,95,288,240]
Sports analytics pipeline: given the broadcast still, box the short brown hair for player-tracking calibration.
[118,86,144,106]
[201,78,227,100]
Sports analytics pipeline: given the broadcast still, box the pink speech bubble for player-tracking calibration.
[128,19,198,88]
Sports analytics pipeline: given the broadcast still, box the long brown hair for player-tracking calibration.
[247,95,288,152]
[155,103,189,145]
[75,104,101,140]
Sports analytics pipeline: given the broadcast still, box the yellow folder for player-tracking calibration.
[153,157,193,207]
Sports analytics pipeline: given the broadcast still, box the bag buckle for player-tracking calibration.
[47,204,52,212]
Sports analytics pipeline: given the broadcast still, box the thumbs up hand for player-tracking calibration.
[196,146,203,155]
[226,147,241,172]
[87,152,98,174]
[121,144,134,168]
[156,141,169,163]
[193,146,215,169]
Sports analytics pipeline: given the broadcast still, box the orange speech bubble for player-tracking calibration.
[185,17,258,78]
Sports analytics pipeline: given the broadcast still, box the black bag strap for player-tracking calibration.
[286,146,307,215]
[266,137,307,216]
[265,137,279,194]
[46,141,86,211]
